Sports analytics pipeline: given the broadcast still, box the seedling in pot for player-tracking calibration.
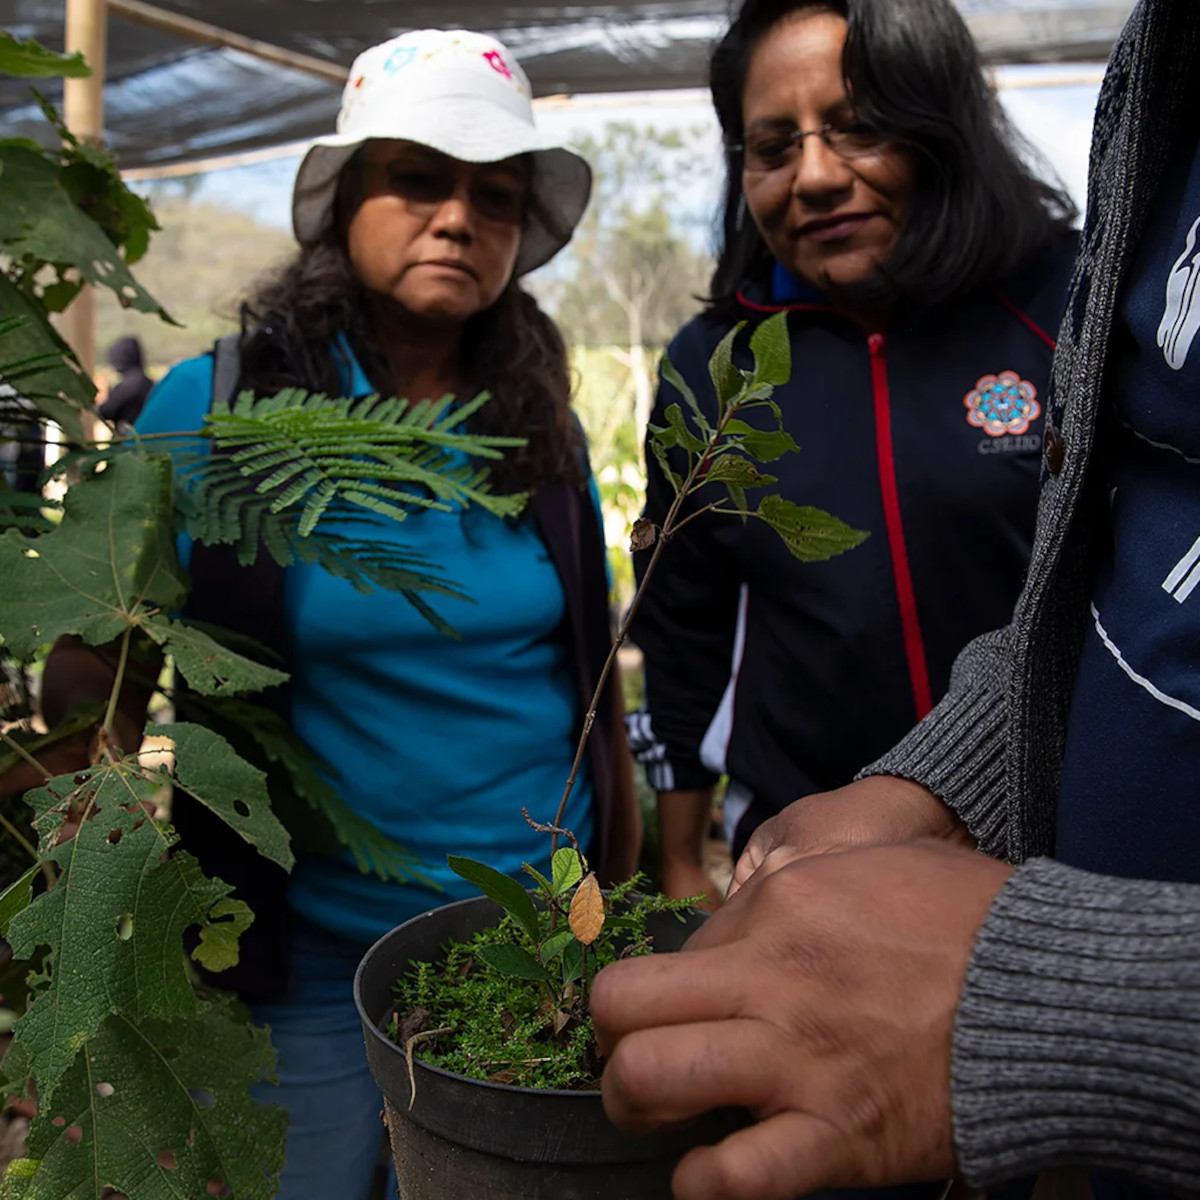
[390,311,869,1088]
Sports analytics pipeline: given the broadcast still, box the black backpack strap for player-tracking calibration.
[173,332,294,1004]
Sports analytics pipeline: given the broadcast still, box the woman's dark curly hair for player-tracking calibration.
[236,151,584,495]
[709,0,1078,317]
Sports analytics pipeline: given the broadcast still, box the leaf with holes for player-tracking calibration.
[163,722,294,870]
[142,616,289,698]
[0,144,168,318]
[756,495,870,563]
[4,762,241,1111]
[182,695,427,885]
[193,899,254,975]
[0,453,184,658]
[703,457,778,489]
[10,1002,284,1200]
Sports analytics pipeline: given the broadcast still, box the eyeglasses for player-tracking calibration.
[731,123,889,173]
[364,160,528,225]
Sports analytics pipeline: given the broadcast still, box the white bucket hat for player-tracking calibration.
[292,29,593,277]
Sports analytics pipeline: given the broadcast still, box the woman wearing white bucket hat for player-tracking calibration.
[41,27,640,1200]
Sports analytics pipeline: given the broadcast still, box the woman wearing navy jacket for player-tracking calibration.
[629,0,1079,902]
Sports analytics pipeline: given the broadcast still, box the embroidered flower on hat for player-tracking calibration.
[383,45,418,74]
[964,371,1041,437]
[483,49,513,80]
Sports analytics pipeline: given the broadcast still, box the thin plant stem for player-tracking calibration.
[0,729,53,782]
[0,805,37,862]
[101,627,132,750]
[549,398,743,850]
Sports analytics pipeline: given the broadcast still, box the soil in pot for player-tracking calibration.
[355,893,746,1200]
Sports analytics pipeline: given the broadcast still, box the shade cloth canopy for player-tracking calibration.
[0,0,1133,170]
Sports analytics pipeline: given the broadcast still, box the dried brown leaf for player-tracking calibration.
[568,872,605,945]
[630,517,658,552]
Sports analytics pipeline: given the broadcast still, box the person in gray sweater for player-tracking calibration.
[590,1,1200,1197]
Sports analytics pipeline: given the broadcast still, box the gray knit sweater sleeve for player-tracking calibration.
[857,626,1013,857]
[953,858,1200,1193]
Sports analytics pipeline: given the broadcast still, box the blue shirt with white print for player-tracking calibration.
[1058,131,1200,883]
[136,342,597,946]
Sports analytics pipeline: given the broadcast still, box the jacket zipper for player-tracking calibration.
[868,332,934,720]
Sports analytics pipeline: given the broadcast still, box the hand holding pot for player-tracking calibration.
[729,776,975,898]
[590,841,1013,1200]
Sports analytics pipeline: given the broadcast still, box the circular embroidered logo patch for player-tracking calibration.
[964,371,1041,437]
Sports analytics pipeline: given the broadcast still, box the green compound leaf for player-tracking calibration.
[0,453,184,658]
[11,1004,284,1200]
[475,943,553,982]
[5,763,244,1111]
[163,722,295,871]
[0,32,91,78]
[756,495,870,563]
[551,846,584,896]
[748,311,792,387]
[143,616,289,697]
[447,856,540,944]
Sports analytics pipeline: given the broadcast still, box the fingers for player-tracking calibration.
[591,938,753,1055]
[728,824,773,898]
[601,1018,786,1134]
[671,1110,859,1200]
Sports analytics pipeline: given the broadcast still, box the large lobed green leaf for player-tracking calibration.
[163,722,294,872]
[5,1002,285,1200]
[0,275,93,440]
[0,144,167,320]
[0,453,185,658]
[143,617,288,698]
[5,762,246,1110]
[186,696,427,884]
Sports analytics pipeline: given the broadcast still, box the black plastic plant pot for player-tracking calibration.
[354,894,746,1199]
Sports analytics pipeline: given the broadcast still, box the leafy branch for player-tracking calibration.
[548,311,868,843]
[431,312,869,1090]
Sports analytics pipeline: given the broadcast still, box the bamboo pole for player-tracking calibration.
[60,0,107,382]
[106,0,346,84]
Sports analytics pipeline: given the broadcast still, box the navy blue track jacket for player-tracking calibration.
[629,236,1079,852]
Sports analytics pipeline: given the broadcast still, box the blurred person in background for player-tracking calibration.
[98,334,153,430]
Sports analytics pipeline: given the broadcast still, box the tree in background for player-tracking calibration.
[93,196,294,372]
